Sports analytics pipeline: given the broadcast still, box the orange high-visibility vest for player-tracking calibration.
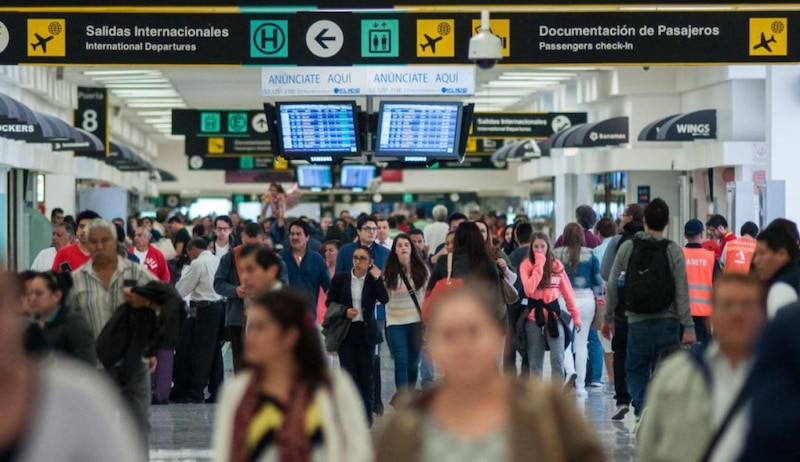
[723,236,757,274]
[683,247,715,317]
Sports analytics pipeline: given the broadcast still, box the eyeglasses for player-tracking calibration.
[353,256,370,262]
[361,226,378,232]
[216,227,231,232]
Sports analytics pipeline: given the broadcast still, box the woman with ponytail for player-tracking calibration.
[213,288,371,462]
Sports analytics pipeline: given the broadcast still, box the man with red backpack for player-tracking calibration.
[602,198,695,421]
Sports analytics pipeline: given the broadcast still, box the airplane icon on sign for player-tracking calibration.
[30,33,54,53]
[753,32,777,53]
[420,34,443,53]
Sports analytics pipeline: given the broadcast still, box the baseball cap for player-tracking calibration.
[684,219,705,236]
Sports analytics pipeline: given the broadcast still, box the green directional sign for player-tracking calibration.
[200,112,221,133]
[250,20,288,58]
[240,156,255,170]
[361,19,399,58]
[227,112,248,133]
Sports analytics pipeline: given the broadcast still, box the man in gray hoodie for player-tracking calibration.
[602,198,695,420]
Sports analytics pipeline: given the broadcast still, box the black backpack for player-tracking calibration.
[624,239,675,314]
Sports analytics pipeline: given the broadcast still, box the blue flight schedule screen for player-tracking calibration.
[278,103,358,155]
[297,165,333,189]
[377,102,461,156]
[341,165,376,189]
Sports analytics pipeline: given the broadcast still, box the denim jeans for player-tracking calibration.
[386,323,423,390]
[588,329,604,384]
[626,317,680,416]
[419,341,435,388]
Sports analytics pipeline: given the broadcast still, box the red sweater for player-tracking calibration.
[128,245,171,282]
[520,253,580,325]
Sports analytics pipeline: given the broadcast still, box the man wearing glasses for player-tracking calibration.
[335,215,389,273]
[208,215,233,259]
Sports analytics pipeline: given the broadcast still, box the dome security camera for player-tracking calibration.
[469,10,503,70]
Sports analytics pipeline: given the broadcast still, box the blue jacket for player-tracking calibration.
[740,302,800,461]
[335,241,389,274]
[326,271,389,347]
[280,248,331,316]
[554,246,602,293]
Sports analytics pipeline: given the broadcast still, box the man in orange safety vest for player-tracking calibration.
[684,219,721,345]
[721,221,759,275]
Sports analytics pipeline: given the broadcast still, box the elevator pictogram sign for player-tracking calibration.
[361,19,399,57]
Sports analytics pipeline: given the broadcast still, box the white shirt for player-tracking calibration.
[13,361,146,462]
[31,247,57,271]
[377,239,393,251]
[707,344,753,462]
[351,270,366,322]
[424,222,449,256]
[176,250,222,302]
[214,242,230,259]
[767,282,798,318]
[133,249,148,264]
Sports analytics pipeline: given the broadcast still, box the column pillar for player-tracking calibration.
[766,66,800,222]
[45,174,77,217]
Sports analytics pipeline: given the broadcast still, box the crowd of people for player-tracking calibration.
[6,190,800,461]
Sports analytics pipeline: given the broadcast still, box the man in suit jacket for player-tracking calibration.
[327,245,389,426]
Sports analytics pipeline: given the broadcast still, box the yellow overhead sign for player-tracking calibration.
[416,19,455,58]
[207,137,225,154]
[749,18,787,56]
[27,18,66,57]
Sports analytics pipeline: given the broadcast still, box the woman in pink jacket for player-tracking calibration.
[519,232,581,384]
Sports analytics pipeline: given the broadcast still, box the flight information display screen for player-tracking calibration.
[340,165,376,189]
[296,165,333,189]
[277,102,359,157]
[376,102,463,159]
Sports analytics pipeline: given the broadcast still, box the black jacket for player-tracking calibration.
[24,304,97,366]
[427,248,501,293]
[95,281,182,379]
[740,301,800,460]
[327,271,389,347]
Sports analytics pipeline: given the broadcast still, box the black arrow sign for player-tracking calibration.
[315,28,337,49]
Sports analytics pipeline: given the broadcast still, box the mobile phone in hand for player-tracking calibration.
[123,279,137,289]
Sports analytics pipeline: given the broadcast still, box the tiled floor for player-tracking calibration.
[149,348,636,461]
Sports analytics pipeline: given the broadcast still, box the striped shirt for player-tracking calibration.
[385,276,426,327]
[67,256,156,338]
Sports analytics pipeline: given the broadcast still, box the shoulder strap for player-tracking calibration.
[446,252,453,283]
[700,375,753,462]
[399,271,422,314]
